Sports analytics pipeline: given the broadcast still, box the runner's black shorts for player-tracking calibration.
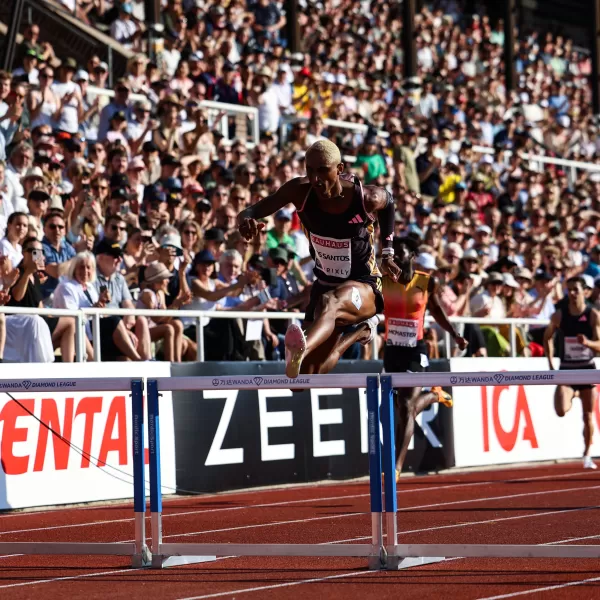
[304,276,384,322]
[560,363,596,391]
[383,339,429,374]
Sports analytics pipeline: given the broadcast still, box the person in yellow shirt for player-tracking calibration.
[292,68,313,117]
[438,156,463,204]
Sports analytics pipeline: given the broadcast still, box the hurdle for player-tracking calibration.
[0,377,150,567]
[380,369,600,569]
[146,373,386,569]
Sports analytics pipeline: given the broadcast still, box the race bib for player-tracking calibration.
[310,233,351,278]
[387,318,419,347]
[564,337,594,362]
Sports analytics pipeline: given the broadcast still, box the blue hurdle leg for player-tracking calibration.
[147,379,163,567]
[380,375,398,561]
[366,375,384,569]
[131,379,149,567]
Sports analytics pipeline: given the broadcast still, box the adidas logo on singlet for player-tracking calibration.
[348,214,363,224]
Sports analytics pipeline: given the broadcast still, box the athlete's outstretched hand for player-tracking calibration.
[239,217,265,241]
[381,255,401,282]
[454,335,468,351]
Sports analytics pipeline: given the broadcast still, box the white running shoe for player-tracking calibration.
[360,314,384,346]
[583,456,598,470]
[284,323,307,379]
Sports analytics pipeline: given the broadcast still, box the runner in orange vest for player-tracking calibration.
[382,235,467,482]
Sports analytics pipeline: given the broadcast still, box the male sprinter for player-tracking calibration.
[544,276,600,469]
[383,235,467,481]
[238,139,400,377]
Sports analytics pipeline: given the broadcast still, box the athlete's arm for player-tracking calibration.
[427,276,468,351]
[364,186,400,281]
[543,311,561,370]
[237,178,305,240]
[578,308,600,353]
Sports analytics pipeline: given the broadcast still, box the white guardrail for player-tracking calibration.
[0,305,548,363]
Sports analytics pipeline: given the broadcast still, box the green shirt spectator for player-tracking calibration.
[355,136,388,184]
[266,209,296,250]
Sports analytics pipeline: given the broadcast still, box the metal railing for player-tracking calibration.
[0,305,549,363]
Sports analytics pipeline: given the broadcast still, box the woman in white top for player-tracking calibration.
[51,62,84,134]
[0,212,28,270]
[29,66,60,129]
[53,252,142,361]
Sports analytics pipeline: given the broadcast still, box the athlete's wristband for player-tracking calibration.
[382,248,394,256]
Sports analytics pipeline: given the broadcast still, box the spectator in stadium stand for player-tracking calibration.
[93,238,152,360]
[51,58,83,136]
[0,211,28,270]
[12,49,40,87]
[266,209,294,251]
[109,2,140,50]
[136,260,192,362]
[41,212,76,299]
[53,251,142,361]
[97,80,132,142]
[26,189,50,240]
[8,236,76,362]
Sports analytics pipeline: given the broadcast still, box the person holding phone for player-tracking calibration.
[6,237,74,362]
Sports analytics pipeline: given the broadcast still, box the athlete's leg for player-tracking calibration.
[286,281,376,377]
[301,323,372,375]
[580,387,597,459]
[395,387,439,473]
[555,385,575,417]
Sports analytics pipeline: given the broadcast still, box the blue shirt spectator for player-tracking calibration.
[41,213,76,298]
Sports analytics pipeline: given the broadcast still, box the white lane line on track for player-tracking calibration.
[0,468,593,538]
[0,568,133,590]
[1,492,599,592]
[162,483,600,539]
[0,467,594,537]
[175,570,377,600]
[476,575,600,599]
[175,531,600,600]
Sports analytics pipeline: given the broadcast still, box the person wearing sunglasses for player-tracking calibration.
[40,212,76,300]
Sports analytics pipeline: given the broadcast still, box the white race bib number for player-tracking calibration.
[310,233,351,278]
[387,318,419,347]
[564,337,594,362]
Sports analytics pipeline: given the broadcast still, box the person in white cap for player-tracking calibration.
[544,275,600,470]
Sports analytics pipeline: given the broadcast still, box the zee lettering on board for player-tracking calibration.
[481,385,539,453]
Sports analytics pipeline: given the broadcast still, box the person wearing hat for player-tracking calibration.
[544,276,600,470]
[136,261,191,362]
[238,138,402,379]
[266,208,295,251]
[98,79,132,142]
[110,2,139,50]
[94,238,151,361]
[382,234,467,481]
[179,249,251,357]
[12,48,40,86]
[355,136,387,185]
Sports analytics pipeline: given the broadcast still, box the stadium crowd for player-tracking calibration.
[0,0,599,362]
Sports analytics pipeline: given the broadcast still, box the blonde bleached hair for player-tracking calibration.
[305,139,342,166]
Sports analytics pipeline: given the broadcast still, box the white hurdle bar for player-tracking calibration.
[146,374,385,569]
[380,369,600,569]
[0,378,149,567]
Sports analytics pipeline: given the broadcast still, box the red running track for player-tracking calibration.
[0,462,599,599]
